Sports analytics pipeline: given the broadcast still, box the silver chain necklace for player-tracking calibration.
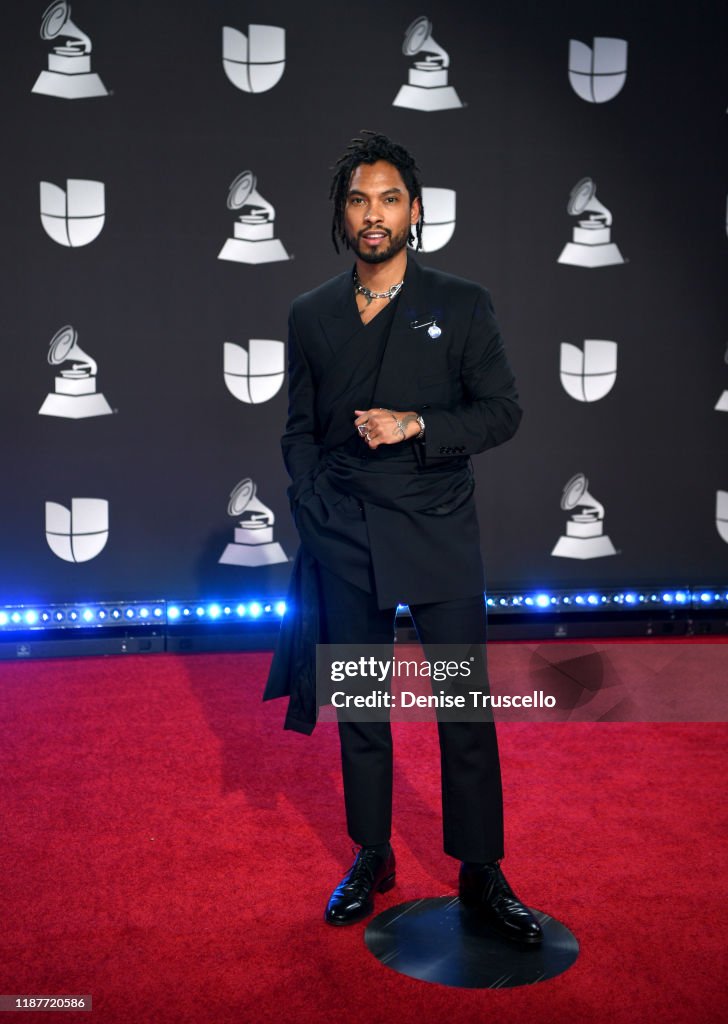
[354,271,404,303]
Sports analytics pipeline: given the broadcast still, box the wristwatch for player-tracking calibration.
[415,413,425,439]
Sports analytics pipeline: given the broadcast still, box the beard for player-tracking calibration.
[346,224,411,264]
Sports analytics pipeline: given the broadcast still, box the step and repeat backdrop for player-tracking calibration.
[0,0,726,605]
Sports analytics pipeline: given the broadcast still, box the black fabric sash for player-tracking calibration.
[318,447,473,516]
[263,544,320,734]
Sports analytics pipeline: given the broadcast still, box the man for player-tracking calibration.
[265,132,541,944]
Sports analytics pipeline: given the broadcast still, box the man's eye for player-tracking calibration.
[385,196,399,203]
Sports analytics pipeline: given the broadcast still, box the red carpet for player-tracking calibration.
[0,647,726,1023]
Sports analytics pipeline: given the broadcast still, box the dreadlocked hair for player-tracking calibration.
[329,130,424,254]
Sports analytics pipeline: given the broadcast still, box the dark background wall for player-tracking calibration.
[1,0,726,605]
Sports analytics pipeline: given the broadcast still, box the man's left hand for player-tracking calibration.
[354,408,420,449]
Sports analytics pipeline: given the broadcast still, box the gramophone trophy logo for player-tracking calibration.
[416,187,456,252]
[568,38,627,103]
[45,498,109,562]
[717,491,728,544]
[560,340,618,402]
[392,16,463,111]
[222,24,285,93]
[223,340,285,404]
[32,2,108,99]
[551,473,617,559]
[558,178,624,268]
[715,344,728,412]
[218,171,290,264]
[39,325,113,419]
[218,479,288,567]
[40,179,105,247]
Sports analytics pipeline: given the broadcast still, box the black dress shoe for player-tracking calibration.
[325,846,396,926]
[459,861,543,945]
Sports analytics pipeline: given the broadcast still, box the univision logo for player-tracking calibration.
[416,187,456,252]
[45,497,109,562]
[40,179,105,247]
[568,37,627,104]
[223,340,284,404]
[560,340,617,402]
[717,491,728,544]
[715,343,728,412]
[222,24,285,93]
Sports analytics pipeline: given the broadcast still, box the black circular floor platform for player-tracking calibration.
[364,896,578,989]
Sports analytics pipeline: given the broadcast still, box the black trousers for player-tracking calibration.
[318,564,504,863]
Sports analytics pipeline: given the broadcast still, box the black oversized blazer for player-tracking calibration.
[281,254,523,609]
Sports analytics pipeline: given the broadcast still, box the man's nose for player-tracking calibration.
[364,204,384,222]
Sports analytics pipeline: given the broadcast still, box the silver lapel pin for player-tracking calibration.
[411,319,442,339]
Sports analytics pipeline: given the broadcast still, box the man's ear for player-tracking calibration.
[410,196,422,225]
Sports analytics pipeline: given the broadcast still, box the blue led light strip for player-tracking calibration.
[483,588,728,612]
[165,600,287,624]
[1,588,726,635]
[0,599,287,633]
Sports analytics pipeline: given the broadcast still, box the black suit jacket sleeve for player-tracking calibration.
[280,306,322,510]
[420,287,523,459]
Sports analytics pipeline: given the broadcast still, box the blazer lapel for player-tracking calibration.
[317,271,358,357]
